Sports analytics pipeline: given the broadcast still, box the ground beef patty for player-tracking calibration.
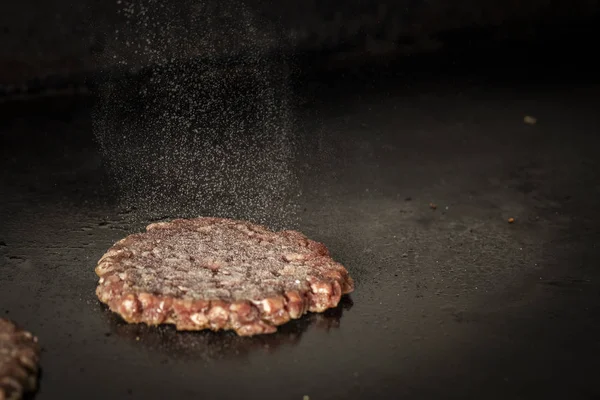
[0,319,40,400]
[95,217,354,336]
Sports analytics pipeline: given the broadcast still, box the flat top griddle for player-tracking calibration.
[1,72,600,399]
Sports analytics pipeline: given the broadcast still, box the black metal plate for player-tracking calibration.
[1,72,600,399]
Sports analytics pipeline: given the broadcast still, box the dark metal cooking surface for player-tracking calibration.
[1,72,600,399]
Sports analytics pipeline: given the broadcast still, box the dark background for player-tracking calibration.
[1,1,600,399]
[1,0,600,89]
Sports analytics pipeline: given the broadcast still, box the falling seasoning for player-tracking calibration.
[508,217,515,224]
[93,0,298,227]
[429,203,437,210]
[524,115,537,125]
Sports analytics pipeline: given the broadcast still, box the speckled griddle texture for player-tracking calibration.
[0,319,40,400]
[95,217,354,336]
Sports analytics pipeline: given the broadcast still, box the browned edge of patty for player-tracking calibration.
[95,217,354,336]
[0,319,40,400]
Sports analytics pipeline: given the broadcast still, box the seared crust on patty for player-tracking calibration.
[0,319,40,400]
[95,217,354,336]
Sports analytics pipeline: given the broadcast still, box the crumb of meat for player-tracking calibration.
[95,217,354,336]
[508,217,515,223]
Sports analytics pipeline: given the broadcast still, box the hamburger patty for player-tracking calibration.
[95,217,354,336]
[0,319,40,400]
